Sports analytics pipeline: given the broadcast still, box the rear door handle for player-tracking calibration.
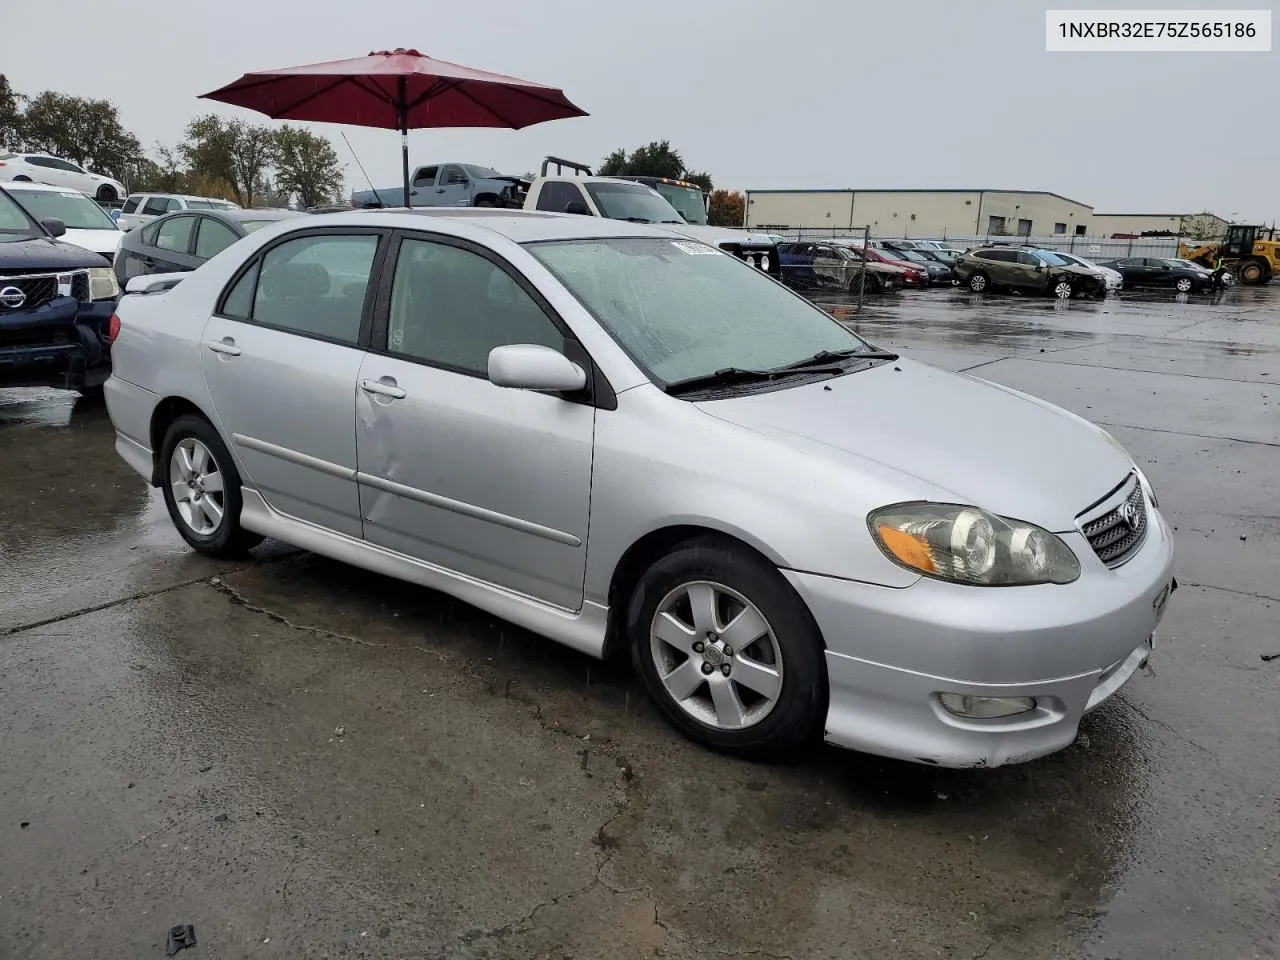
[361,377,406,400]
[206,337,241,356]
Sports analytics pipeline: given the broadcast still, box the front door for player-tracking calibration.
[435,165,471,206]
[200,229,385,537]
[354,233,595,610]
[146,215,204,274]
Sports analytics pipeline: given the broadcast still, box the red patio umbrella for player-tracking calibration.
[199,48,588,206]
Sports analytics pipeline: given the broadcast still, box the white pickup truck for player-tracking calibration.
[522,157,781,281]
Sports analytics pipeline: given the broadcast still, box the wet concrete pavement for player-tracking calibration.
[2,285,1277,959]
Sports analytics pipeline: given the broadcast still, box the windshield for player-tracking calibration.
[583,182,684,224]
[1038,252,1070,266]
[1165,258,1203,270]
[240,220,277,233]
[0,189,40,241]
[6,188,118,230]
[895,249,930,263]
[464,165,503,179]
[836,247,866,261]
[527,237,876,387]
[187,199,240,210]
[651,183,707,225]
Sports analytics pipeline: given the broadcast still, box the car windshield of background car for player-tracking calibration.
[463,165,503,179]
[240,220,279,233]
[896,250,930,263]
[1039,252,1070,266]
[652,183,708,225]
[9,189,118,230]
[0,189,40,240]
[528,237,876,387]
[583,183,684,224]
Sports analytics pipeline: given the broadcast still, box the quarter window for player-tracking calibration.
[154,215,196,253]
[194,217,240,260]
[250,234,380,344]
[384,238,563,375]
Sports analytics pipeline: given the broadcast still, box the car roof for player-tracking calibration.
[302,208,683,243]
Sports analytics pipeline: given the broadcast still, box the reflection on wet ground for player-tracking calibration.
[1,284,1278,959]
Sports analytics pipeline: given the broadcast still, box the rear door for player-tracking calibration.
[148,215,203,273]
[200,228,387,536]
[1143,258,1174,286]
[353,231,595,610]
[192,215,243,265]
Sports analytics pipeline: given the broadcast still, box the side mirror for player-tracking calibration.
[41,217,67,238]
[488,344,587,393]
[564,200,591,216]
[1034,263,1043,272]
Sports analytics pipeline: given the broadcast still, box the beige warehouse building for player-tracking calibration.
[744,188,1095,239]
[1090,212,1230,238]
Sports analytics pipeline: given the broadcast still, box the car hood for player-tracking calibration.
[0,236,109,270]
[669,224,778,247]
[695,358,1133,531]
[1056,264,1103,279]
[60,227,122,257]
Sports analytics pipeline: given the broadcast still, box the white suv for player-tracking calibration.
[117,194,241,232]
[0,152,128,203]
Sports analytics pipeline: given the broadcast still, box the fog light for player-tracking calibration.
[939,693,1036,719]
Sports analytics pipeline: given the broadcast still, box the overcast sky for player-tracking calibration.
[3,0,1276,221]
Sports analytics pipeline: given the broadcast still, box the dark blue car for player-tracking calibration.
[0,187,120,394]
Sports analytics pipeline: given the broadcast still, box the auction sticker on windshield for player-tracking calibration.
[670,240,720,255]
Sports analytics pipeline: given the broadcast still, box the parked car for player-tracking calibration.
[2,182,124,258]
[0,151,128,203]
[1095,257,1211,294]
[954,247,1108,299]
[880,247,953,284]
[0,187,120,393]
[351,162,530,209]
[114,209,302,285]
[103,209,1175,768]
[116,194,242,233]
[778,241,904,293]
[1052,252,1123,292]
[1163,257,1233,286]
[846,244,930,286]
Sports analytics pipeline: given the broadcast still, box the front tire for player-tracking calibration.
[968,271,989,293]
[13,175,31,182]
[474,198,497,208]
[1175,276,1194,293]
[160,414,263,558]
[1051,278,1075,299]
[627,537,827,760]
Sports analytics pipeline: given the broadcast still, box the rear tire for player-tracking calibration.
[95,184,118,203]
[159,414,264,558]
[856,272,881,295]
[1237,259,1267,284]
[13,175,31,182]
[474,198,497,208]
[627,537,827,760]
[967,271,990,293]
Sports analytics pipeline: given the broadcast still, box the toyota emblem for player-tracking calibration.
[0,285,26,309]
[1118,500,1140,530]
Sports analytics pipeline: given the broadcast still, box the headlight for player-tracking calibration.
[869,503,1080,586]
[89,267,120,301]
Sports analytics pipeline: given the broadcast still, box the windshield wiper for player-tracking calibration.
[620,216,654,223]
[665,364,847,396]
[775,347,898,372]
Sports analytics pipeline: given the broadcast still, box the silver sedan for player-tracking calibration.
[104,209,1176,768]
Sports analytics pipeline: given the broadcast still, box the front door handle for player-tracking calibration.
[360,377,406,400]
[206,337,241,356]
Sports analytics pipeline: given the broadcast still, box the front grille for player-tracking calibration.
[0,325,72,348]
[1080,476,1149,567]
[0,271,90,310]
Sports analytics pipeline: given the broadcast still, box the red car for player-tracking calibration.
[848,245,930,286]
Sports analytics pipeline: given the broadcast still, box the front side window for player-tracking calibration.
[385,238,563,375]
[0,188,39,238]
[154,216,196,253]
[251,234,380,344]
[528,238,875,387]
[194,217,241,259]
[143,197,172,216]
[442,165,468,185]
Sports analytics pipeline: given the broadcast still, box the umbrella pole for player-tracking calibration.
[398,77,410,208]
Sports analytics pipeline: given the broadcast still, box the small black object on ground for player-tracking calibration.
[166,924,197,955]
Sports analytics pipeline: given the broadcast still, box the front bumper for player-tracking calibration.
[0,297,115,390]
[785,504,1176,768]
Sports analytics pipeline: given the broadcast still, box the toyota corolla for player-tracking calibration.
[103,209,1175,768]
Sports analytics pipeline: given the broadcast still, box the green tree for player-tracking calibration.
[707,189,745,227]
[273,126,344,208]
[596,141,713,192]
[182,115,276,209]
[0,74,21,150]
[17,91,142,181]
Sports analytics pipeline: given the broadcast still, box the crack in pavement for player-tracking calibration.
[1178,580,1280,604]
[1117,697,1213,756]
[208,578,393,649]
[1091,420,1280,449]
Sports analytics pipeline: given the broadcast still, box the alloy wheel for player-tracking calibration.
[168,437,226,536]
[1176,278,1193,292]
[649,581,784,730]
[969,274,987,292]
[1054,280,1074,299]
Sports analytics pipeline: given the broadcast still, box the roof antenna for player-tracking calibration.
[341,131,385,208]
